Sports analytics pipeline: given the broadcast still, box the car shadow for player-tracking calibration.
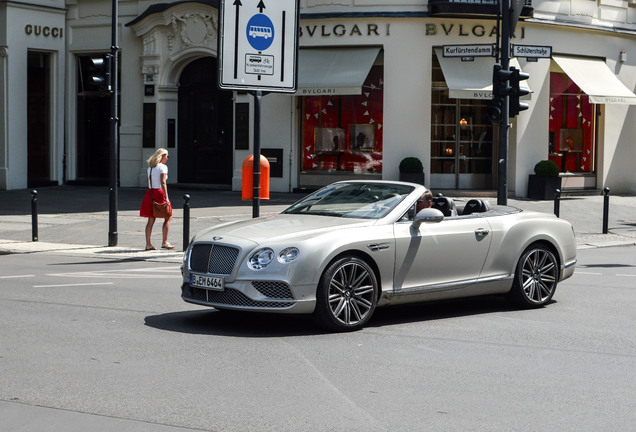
[144,309,323,338]
[145,295,532,337]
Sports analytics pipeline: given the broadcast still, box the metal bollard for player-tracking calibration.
[183,194,191,251]
[602,187,610,234]
[553,188,561,218]
[31,190,38,242]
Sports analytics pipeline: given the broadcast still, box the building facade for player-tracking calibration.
[1,0,635,195]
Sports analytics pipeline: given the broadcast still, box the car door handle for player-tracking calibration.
[475,228,490,237]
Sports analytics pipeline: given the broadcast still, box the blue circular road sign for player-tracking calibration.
[246,14,274,51]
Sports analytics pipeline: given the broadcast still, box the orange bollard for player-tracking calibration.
[242,154,270,200]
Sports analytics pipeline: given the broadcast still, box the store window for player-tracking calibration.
[548,72,596,174]
[301,65,383,174]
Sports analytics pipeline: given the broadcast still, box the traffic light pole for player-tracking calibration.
[108,0,119,246]
[497,0,511,206]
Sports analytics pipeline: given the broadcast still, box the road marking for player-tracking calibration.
[616,274,636,277]
[45,266,182,279]
[33,282,115,288]
[574,271,602,275]
[0,275,35,279]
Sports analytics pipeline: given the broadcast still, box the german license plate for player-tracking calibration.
[190,274,224,291]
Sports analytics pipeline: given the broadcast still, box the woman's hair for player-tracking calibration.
[147,148,168,168]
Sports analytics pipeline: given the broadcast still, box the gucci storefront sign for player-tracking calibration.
[25,24,64,38]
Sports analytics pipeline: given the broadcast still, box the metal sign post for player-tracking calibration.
[218,0,298,217]
[108,0,119,246]
[497,0,511,206]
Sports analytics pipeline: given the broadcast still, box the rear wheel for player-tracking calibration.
[314,256,378,332]
[508,244,559,308]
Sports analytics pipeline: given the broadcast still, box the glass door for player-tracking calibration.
[430,56,496,190]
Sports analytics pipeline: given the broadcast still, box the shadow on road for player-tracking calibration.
[145,295,526,337]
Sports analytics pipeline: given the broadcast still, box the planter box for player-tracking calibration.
[527,174,562,200]
[399,172,425,185]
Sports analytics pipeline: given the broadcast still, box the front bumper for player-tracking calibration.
[181,281,316,314]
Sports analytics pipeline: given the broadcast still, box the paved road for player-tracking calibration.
[1,247,635,431]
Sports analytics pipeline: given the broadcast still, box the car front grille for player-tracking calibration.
[182,285,294,309]
[251,281,294,299]
[190,244,239,275]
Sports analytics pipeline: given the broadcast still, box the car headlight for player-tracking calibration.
[278,247,299,263]
[248,248,275,270]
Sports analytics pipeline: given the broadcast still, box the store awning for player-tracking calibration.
[434,48,530,100]
[553,55,636,105]
[296,47,380,96]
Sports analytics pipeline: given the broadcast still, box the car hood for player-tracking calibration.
[193,214,374,245]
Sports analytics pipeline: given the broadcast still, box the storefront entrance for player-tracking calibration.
[177,57,233,185]
[430,52,496,190]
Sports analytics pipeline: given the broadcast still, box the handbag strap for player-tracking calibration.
[148,167,153,189]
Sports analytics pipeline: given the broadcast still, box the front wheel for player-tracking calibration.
[314,256,378,332]
[508,244,559,308]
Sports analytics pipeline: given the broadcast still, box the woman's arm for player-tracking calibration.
[160,173,169,202]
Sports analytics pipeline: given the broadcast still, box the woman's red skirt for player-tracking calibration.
[140,188,171,218]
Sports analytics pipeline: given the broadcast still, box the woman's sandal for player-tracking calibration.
[145,246,156,251]
[161,242,176,250]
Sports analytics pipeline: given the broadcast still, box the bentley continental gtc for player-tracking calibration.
[181,181,577,331]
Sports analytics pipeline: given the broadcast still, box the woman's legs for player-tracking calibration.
[162,217,172,247]
[145,217,156,249]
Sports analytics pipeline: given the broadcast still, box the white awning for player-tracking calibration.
[435,48,530,100]
[296,47,380,96]
[553,55,636,105]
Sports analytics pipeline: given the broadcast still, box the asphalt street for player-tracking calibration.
[1,247,635,431]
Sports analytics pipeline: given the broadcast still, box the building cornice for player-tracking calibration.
[526,17,636,37]
[0,0,66,13]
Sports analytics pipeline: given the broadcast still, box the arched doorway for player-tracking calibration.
[178,57,233,185]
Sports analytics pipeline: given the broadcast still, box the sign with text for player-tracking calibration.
[511,44,552,58]
[442,44,495,57]
[219,0,299,92]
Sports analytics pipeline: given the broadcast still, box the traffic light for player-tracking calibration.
[509,66,530,117]
[492,64,513,99]
[486,98,503,124]
[80,55,111,93]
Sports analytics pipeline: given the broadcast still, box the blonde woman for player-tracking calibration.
[139,148,175,250]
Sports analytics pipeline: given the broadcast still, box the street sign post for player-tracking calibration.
[218,0,299,218]
[219,0,299,92]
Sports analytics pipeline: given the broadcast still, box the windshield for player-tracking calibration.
[283,183,415,219]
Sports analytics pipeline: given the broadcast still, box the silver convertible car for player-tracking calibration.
[180,181,577,331]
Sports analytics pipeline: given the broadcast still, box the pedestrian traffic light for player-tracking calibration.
[492,64,513,99]
[509,66,530,117]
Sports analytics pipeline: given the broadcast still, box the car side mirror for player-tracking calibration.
[412,208,444,229]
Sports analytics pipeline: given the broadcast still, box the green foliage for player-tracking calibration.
[399,157,423,174]
[534,160,560,177]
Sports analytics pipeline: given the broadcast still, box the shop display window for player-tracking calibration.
[430,86,494,174]
[301,65,383,173]
[549,72,596,174]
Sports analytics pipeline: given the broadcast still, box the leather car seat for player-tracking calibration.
[462,199,491,215]
[431,196,458,217]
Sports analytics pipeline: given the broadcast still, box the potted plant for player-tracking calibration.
[527,160,562,200]
[399,157,425,185]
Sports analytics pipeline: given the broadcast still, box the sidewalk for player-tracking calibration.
[1,185,635,263]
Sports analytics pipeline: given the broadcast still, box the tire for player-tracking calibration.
[313,256,379,332]
[508,244,559,308]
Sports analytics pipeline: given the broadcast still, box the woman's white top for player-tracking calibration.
[148,163,168,189]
